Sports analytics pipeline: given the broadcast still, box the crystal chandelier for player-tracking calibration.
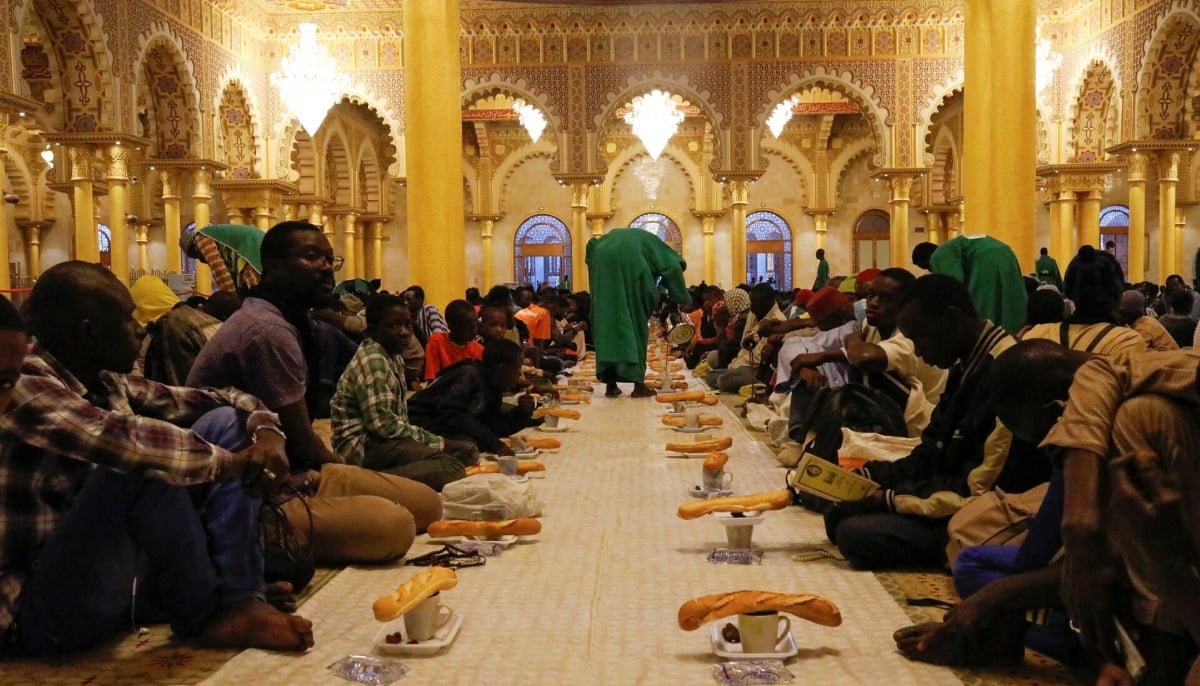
[1035,27,1062,97]
[623,90,684,161]
[633,155,668,200]
[766,95,799,139]
[512,99,547,143]
[270,23,349,135]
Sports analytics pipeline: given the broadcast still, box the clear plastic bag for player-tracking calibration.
[327,655,409,685]
[711,659,795,685]
[440,473,544,520]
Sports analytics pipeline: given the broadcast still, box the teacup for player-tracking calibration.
[671,401,686,413]
[405,593,453,641]
[478,504,509,521]
[684,412,700,429]
[703,469,733,493]
[726,523,754,549]
[497,454,519,477]
[737,610,791,654]
[543,413,560,429]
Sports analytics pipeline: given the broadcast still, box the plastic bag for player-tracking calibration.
[440,473,544,520]
[837,428,921,464]
[327,655,408,685]
[711,660,794,685]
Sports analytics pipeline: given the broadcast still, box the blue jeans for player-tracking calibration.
[14,407,262,656]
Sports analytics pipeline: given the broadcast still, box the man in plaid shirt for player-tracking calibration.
[0,262,313,656]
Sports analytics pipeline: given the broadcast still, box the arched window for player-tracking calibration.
[629,212,682,253]
[182,222,197,275]
[97,223,112,269]
[745,210,792,289]
[853,209,891,272]
[514,214,571,288]
[1099,204,1130,275]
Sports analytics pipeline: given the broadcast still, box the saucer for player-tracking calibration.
[537,425,570,433]
[426,533,519,547]
[674,426,706,433]
[689,484,734,499]
[712,511,765,527]
[375,608,464,655]
[710,621,798,660]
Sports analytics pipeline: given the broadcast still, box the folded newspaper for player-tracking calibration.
[788,452,879,502]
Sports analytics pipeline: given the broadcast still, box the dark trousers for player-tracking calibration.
[823,508,949,570]
[13,407,260,656]
[363,436,470,492]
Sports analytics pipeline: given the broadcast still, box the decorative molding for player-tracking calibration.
[215,64,268,178]
[461,72,563,132]
[915,68,962,155]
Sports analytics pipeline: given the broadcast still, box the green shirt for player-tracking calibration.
[814,259,830,289]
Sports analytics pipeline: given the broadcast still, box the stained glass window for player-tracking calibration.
[1099,205,1130,275]
[514,214,571,288]
[630,212,682,253]
[96,223,112,269]
[745,210,792,290]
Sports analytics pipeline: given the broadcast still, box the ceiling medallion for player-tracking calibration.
[270,23,349,135]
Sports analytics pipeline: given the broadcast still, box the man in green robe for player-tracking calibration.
[181,223,265,295]
[813,248,830,289]
[911,236,1027,335]
[586,228,690,397]
[1035,247,1063,291]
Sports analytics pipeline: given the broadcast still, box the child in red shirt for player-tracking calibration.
[424,299,484,381]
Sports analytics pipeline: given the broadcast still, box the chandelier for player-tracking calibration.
[512,99,547,143]
[766,95,799,138]
[624,90,684,161]
[1035,27,1062,97]
[270,23,348,135]
[633,155,668,200]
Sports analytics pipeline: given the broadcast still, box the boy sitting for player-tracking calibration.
[424,299,484,381]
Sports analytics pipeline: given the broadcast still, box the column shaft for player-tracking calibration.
[342,214,358,279]
[105,146,129,283]
[1158,152,1180,281]
[1175,206,1187,276]
[70,148,98,263]
[0,148,9,290]
[729,181,749,285]
[254,206,273,232]
[700,216,716,284]
[888,176,913,268]
[1126,153,1148,283]
[480,219,494,291]
[354,226,365,281]
[161,171,182,272]
[1055,192,1076,262]
[136,225,149,273]
[1077,191,1101,252]
[569,184,589,290]
[24,225,41,278]
[368,220,384,282]
[192,169,213,294]
[925,212,942,245]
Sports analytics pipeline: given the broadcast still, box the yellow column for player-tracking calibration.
[888,175,914,268]
[1157,152,1180,281]
[342,213,358,278]
[947,205,963,239]
[283,204,297,221]
[354,220,365,280]
[1055,191,1076,262]
[104,146,130,283]
[161,171,182,272]
[813,212,829,250]
[23,224,42,277]
[1077,190,1101,252]
[70,147,98,263]
[569,183,589,290]
[1126,152,1148,283]
[403,0,464,310]
[227,207,245,225]
[0,147,10,290]
[589,216,606,238]
[369,219,384,281]
[1047,195,1063,261]
[925,211,943,244]
[192,168,213,293]
[729,180,749,285]
[322,214,335,240]
[478,218,495,290]
[701,215,716,285]
[135,224,149,272]
[253,205,273,232]
[308,204,323,227]
[1175,206,1187,276]
[964,0,1036,271]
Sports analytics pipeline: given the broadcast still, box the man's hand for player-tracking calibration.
[496,443,516,457]
[1062,532,1122,664]
[789,352,824,374]
[794,367,827,391]
[232,428,289,493]
[831,489,887,517]
[757,319,781,337]
[517,393,536,413]
[443,438,480,465]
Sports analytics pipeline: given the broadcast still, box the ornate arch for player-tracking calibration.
[929,126,960,204]
[271,84,403,180]
[357,141,382,213]
[593,71,727,173]
[830,136,879,205]
[134,24,201,159]
[758,141,815,204]
[215,65,265,179]
[1067,57,1120,162]
[496,149,556,215]
[757,66,891,168]
[629,211,683,252]
[461,72,563,133]
[1136,2,1200,139]
[1,151,34,221]
[916,69,964,162]
[323,127,352,204]
[29,0,116,131]
[602,144,701,208]
[745,209,793,290]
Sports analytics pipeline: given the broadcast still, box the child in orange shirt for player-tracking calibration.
[424,299,484,381]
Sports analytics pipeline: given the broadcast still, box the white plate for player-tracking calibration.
[689,484,734,499]
[537,425,570,433]
[710,621,799,660]
[712,511,765,527]
[426,533,520,546]
[375,609,464,655]
[674,426,707,433]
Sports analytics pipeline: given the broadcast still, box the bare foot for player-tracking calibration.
[893,618,1023,666]
[630,384,657,398]
[265,581,298,613]
[605,383,622,397]
[199,597,314,652]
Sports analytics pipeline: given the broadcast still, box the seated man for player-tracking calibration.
[408,338,539,456]
[823,274,1046,570]
[1117,290,1177,352]
[333,294,478,491]
[189,221,441,566]
[0,264,312,656]
[704,283,785,393]
[424,299,484,381]
[130,274,222,386]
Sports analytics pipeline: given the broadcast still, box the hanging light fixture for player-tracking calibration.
[1035,26,1062,97]
[40,146,54,167]
[270,23,349,135]
[623,90,684,161]
[512,99,547,143]
[767,95,798,139]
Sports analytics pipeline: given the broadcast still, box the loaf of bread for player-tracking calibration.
[533,407,581,420]
[465,461,546,476]
[702,451,730,473]
[559,393,592,404]
[523,437,560,450]
[665,435,734,454]
[372,566,459,622]
[654,390,706,403]
[426,518,542,538]
[552,384,594,393]
[676,489,791,519]
[662,415,723,427]
[677,591,842,630]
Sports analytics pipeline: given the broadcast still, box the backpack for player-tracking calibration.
[788,384,908,463]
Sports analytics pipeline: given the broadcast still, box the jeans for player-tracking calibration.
[14,407,261,656]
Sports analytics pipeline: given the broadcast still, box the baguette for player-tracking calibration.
[426,518,542,539]
[665,435,733,454]
[676,488,791,519]
[677,591,842,630]
[372,566,458,622]
[523,437,561,450]
[654,390,707,404]
[702,451,730,473]
[533,407,581,420]
[662,415,723,427]
[552,384,594,393]
[559,393,592,404]
[465,461,546,476]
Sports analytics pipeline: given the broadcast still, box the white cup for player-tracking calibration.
[684,412,700,429]
[737,611,791,654]
[497,454,519,477]
[703,469,733,492]
[543,413,560,429]
[726,523,754,549]
[405,594,452,641]
[671,401,686,413]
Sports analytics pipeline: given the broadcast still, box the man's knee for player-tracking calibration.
[189,406,250,451]
[423,455,467,492]
[324,496,416,563]
[402,483,443,531]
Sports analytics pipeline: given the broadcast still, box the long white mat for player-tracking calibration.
[203,371,960,686]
